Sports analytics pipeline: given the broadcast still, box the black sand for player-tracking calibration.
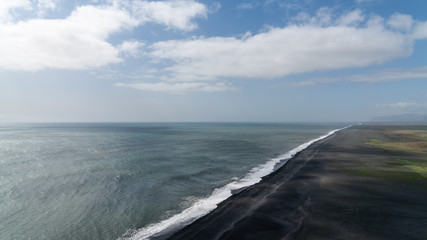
[167,125,427,240]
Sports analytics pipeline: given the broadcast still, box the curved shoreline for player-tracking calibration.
[167,124,427,240]
[165,126,339,240]
[124,126,348,240]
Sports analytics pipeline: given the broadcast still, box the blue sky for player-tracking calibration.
[0,0,426,122]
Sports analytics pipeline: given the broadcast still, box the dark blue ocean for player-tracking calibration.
[0,123,347,240]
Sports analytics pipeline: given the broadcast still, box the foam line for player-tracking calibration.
[121,125,351,240]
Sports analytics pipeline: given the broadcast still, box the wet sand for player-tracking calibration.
[168,124,427,240]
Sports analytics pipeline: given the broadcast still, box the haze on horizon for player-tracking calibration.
[1,0,426,123]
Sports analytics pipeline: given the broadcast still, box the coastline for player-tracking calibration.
[166,124,427,240]
[125,126,347,240]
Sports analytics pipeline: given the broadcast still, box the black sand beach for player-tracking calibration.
[167,124,427,240]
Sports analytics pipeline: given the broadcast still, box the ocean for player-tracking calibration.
[0,123,347,240]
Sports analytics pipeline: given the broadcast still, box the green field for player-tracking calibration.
[350,129,427,187]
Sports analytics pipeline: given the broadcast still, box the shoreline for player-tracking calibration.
[126,126,348,240]
[166,124,427,240]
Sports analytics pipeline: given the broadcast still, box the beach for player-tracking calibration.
[168,124,427,240]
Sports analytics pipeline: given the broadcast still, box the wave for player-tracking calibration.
[120,125,350,240]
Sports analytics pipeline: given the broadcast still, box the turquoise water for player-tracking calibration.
[0,123,346,239]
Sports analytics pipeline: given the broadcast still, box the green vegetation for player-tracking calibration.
[347,167,425,182]
[396,159,427,178]
[350,129,427,188]
[392,130,427,141]
[366,137,427,155]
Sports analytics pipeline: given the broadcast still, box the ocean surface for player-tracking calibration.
[0,123,347,240]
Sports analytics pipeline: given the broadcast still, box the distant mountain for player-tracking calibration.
[370,113,427,122]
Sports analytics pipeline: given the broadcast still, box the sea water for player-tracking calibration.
[0,123,347,240]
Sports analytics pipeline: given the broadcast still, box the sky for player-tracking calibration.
[0,0,426,122]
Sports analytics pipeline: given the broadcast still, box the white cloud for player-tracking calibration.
[115,82,235,93]
[127,0,207,31]
[208,2,221,13]
[413,21,427,40]
[292,66,427,86]
[293,7,336,27]
[35,0,61,16]
[350,66,427,82]
[0,0,207,71]
[118,41,145,57]
[237,3,256,10]
[0,0,31,23]
[0,5,136,71]
[0,0,62,22]
[148,10,414,81]
[338,9,364,26]
[376,102,418,108]
[387,13,413,31]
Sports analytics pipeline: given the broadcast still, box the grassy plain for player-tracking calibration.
[360,129,427,186]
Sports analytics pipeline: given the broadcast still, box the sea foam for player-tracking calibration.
[122,126,350,240]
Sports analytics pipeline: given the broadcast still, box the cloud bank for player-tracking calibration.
[0,0,207,71]
[147,10,426,82]
[115,82,235,93]
[292,66,427,86]
[375,101,427,109]
[1,3,426,93]
[128,0,207,31]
